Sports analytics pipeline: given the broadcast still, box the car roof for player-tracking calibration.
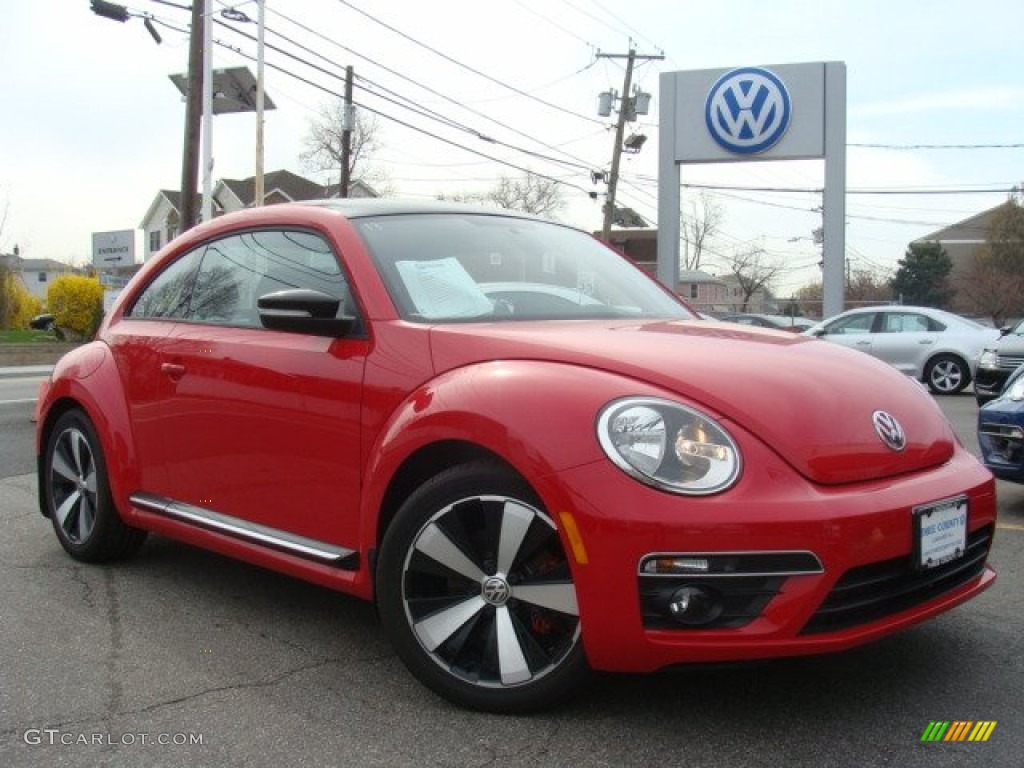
[285,198,545,222]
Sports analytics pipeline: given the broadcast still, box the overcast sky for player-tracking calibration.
[2,0,1022,296]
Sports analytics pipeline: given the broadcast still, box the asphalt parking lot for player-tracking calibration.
[1,389,1023,767]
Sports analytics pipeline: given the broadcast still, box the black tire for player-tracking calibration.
[924,354,970,395]
[42,410,147,562]
[376,460,589,713]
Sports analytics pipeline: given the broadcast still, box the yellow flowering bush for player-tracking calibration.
[47,275,104,339]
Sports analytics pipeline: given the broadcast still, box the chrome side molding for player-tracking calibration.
[131,492,359,569]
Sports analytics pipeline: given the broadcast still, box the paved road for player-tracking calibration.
[0,371,45,479]
[2,381,1022,767]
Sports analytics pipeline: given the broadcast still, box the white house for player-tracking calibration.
[139,170,378,260]
[0,251,75,302]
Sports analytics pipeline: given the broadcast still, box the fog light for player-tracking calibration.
[667,585,723,626]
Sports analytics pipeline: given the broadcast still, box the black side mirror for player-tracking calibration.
[258,289,356,337]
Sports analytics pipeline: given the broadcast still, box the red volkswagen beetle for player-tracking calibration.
[35,200,996,712]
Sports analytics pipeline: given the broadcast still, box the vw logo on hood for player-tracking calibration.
[705,67,791,155]
[872,411,907,452]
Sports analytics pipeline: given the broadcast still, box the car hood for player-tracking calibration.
[428,319,956,486]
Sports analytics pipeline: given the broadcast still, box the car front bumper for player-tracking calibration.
[978,403,1024,483]
[539,447,997,674]
[974,368,1011,400]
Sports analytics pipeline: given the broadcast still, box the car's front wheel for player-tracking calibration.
[43,410,147,562]
[376,461,588,713]
[925,354,970,395]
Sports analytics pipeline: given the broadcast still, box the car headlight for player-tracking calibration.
[1007,376,1024,402]
[978,349,999,370]
[597,397,741,495]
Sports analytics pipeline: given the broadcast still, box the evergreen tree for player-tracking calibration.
[890,241,952,307]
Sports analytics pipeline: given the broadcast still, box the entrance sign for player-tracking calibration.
[91,230,136,269]
[658,62,846,318]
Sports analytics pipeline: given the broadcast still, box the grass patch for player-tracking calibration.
[0,329,61,344]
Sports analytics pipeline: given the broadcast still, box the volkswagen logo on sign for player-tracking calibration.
[872,410,907,452]
[705,67,792,155]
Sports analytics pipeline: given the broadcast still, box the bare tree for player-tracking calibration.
[299,104,392,194]
[954,198,1024,325]
[847,269,894,306]
[955,253,1024,327]
[680,191,722,271]
[440,173,565,217]
[726,246,780,311]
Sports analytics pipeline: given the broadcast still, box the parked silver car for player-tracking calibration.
[803,306,1001,394]
[974,318,1024,405]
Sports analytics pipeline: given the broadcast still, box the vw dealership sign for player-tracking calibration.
[664,62,830,164]
[657,61,847,319]
[704,67,792,155]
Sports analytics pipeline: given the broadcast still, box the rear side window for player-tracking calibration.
[881,312,938,333]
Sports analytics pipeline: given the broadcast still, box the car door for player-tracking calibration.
[110,244,206,497]
[152,229,369,549]
[869,310,939,377]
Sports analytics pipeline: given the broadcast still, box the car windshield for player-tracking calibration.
[353,213,692,322]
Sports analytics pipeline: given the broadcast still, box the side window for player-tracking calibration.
[187,237,264,325]
[127,247,204,319]
[882,313,932,333]
[184,230,355,329]
[826,313,874,335]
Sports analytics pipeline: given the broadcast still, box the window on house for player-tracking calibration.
[38,272,47,283]
[150,231,162,252]
[689,283,699,299]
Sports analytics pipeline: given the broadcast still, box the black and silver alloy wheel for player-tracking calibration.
[44,410,146,562]
[50,425,99,544]
[925,354,968,395]
[377,461,588,713]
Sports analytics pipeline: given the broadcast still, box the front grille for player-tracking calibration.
[998,353,1024,372]
[801,525,993,635]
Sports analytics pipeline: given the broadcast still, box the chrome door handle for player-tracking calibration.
[161,362,186,379]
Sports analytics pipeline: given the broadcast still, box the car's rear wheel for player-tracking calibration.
[925,354,969,395]
[43,410,147,562]
[376,461,588,713]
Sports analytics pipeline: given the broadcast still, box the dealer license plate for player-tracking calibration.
[913,496,968,570]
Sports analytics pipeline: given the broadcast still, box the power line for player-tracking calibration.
[258,7,606,174]
[334,0,607,126]
[851,142,1024,150]
[204,27,596,197]
[678,182,1016,196]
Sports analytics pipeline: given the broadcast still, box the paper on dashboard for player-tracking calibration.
[396,258,493,319]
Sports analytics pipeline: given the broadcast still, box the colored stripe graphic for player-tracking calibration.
[921,721,996,742]
[945,721,972,741]
[921,722,949,742]
[969,722,997,742]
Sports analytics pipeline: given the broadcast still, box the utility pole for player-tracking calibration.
[597,49,663,241]
[201,0,213,222]
[340,66,354,198]
[179,0,204,231]
[254,0,266,207]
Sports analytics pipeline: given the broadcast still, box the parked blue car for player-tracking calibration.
[977,363,1024,483]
